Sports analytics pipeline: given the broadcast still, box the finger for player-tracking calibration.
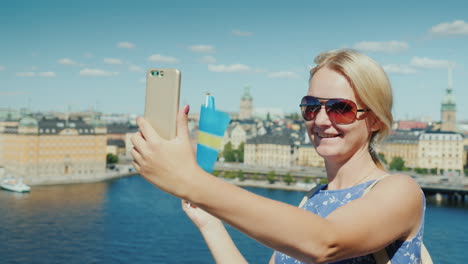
[132,161,141,172]
[182,199,198,209]
[131,132,149,154]
[176,105,191,140]
[130,147,143,163]
[137,117,161,143]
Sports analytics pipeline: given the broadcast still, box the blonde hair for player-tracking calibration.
[310,49,393,169]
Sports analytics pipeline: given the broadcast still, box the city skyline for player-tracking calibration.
[1,0,468,122]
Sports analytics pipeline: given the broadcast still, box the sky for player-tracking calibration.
[1,0,467,122]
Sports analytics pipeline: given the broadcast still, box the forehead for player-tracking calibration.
[308,67,356,101]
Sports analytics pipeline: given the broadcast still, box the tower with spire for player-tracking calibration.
[239,86,253,120]
[440,66,456,132]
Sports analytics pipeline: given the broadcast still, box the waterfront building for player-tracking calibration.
[440,67,457,132]
[222,123,247,149]
[378,131,420,168]
[107,139,126,156]
[239,86,253,120]
[297,143,324,167]
[244,134,296,168]
[1,116,107,185]
[0,121,19,167]
[396,121,427,131]
[418,131,464,175]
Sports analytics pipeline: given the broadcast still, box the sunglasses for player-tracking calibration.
[299,96,370,124]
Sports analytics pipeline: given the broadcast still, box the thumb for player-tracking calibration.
[176,104,191,140]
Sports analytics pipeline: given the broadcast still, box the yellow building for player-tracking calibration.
[244,134,294,168]
[1,117,107,185]
[418,132,464,174]
[297,144,324,167]
[378,132,420,168]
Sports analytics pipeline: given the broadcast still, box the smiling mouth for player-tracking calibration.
[316,132,341,138]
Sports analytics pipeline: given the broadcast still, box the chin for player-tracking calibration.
[314,145,344,159]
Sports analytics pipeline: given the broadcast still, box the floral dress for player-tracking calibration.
[274,180,426,264]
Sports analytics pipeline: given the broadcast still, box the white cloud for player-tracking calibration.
[208,64,251,73]
[148,54,179,64]
[383,64,417,74]
[80,68,119,77]
[0,65,5,71]
[117,41,136,49]
[353,41,409,53]
[189,45,215,53]
[430,20,468,36]
[104,58,123,65]
[38,71,56,77]
[410,57,454,69]
[58,58,78,65]
[232,29,254,37]
[129,65,144,72]
[200,55,217,64]
[16,72,36,77]
[267,71,300,79]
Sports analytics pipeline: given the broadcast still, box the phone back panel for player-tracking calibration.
[144,69,181,140]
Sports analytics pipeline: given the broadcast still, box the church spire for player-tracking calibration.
[440,66,456,132]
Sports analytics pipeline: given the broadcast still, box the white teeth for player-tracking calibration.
[317,133,339,138]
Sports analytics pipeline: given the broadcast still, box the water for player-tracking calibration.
[1,175,467,264]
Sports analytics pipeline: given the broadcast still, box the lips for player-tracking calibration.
[316,132,341,138]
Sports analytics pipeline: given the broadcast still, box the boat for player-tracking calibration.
[1,177,31,193]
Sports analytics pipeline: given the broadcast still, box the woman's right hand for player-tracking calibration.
[182,200,222,230]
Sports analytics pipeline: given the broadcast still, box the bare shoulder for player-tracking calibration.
[369,173,423,214]
[376,173,422,195]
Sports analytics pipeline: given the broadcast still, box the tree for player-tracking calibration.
[266,171,277,184]
[251,173,259,181]
[303,177,312,184]
[236,170,245,181]
[224,171,236,179]
[389,156,405,171]
[283,173,295,185]
[237,142,245,163]
[223,142,236,162]
[212,170,220,177]
[378,152,387,164]
[106,153,119,165]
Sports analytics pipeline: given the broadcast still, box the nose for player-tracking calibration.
[313,105,332,126]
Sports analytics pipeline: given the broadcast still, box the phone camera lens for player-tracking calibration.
[151,70,160,76]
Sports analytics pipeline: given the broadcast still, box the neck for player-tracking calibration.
[324,144,384,190]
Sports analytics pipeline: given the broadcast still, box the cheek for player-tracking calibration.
[305,122,314,137]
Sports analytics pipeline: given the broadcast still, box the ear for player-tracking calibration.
[369,115,382,132]
[362,113,382,133]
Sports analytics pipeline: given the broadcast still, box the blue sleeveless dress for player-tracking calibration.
[274,180,426,264]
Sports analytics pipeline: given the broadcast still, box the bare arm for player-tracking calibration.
[182,201,248,264]
[186,172,422,263]
[132,113,423,264]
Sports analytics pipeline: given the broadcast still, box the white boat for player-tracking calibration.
[1,178,31,193]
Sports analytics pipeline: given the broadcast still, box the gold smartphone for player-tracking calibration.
[144,68,181,140]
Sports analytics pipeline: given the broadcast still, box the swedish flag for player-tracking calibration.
[196,94,231,173]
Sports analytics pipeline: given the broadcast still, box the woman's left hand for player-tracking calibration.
[130,105,200,198]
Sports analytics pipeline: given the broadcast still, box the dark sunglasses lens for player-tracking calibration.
[326,99,357,124]
[302,105,319,120]
[301,97,320,121]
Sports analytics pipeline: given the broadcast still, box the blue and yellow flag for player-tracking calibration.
[196,94,231,173]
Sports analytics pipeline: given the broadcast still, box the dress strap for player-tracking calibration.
[298,183,325,208]
[362,173,391,196]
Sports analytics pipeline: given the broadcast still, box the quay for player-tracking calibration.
[4,162,467,204]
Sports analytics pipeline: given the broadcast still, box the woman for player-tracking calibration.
[131,49,425,263]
